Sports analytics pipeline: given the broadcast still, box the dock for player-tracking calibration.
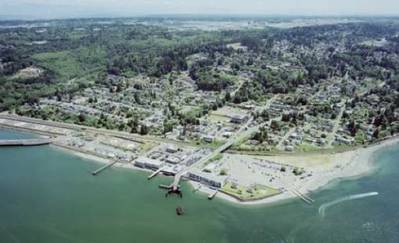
[148,167,163,180]
[159,184,172,189]
[208,190,218,200]
[289,188,314,205]
[0,138,51,146]
[91,160,119,176]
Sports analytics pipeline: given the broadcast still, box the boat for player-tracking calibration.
[176,206,184,215]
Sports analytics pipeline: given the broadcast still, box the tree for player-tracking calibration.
[128,117,139,133]
[348,120,357,136]
[140,124,149,135]
[78,113,86,123]
[254,125,268,143]
[163,119,174,135]
[225,92,231,102]
[372,128,380,139]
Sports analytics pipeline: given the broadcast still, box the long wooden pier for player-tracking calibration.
[148,167,164,180]
[0,138,51,146]
[289,188,314,205]
[91,160,119,176]
[208,190,218,200]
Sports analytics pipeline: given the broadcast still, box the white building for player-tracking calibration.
[166,145,179,153]
[166,155,181,164]
[203,135,215,143]
[134,157,163,170]
[188,169,226,188]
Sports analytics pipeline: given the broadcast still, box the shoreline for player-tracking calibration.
[190,135,399,206]
[2,126,399,206]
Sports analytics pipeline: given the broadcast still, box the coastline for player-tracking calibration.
[50,135,399,206]
[3,126,399,206]
[191,135,399,206]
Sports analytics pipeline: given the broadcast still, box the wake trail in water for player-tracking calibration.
[319,192,379,218]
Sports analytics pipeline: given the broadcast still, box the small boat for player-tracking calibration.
[176,206,184,216]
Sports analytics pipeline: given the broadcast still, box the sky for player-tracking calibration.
[1,0,399,20]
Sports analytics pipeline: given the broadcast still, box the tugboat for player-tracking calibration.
[176,206,184,216]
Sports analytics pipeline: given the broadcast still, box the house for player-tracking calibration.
[203,135,215,143]
[203,163,217,173]
[134,157,163,170]
[166,145,178,153]
[284,145,294,152]
[166,155,181,164]
[188,170,226,188]
[222,132,233,138]
[230,114,248,124]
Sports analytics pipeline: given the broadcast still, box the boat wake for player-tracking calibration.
[319,192,379,218]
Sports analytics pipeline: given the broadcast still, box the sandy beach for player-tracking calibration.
[50,134,399,206]
[203,136,399,206]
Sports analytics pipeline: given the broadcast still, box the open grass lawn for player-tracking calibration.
[221,182,280,201]
[33,51,84,81]
[32,47,106,82]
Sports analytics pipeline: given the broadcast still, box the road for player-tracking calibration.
[171,117,255,187]
[276,127,297,150]
[0,114,199,149]
[326,100,347,147]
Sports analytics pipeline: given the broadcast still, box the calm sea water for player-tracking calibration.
[1,129,398,243]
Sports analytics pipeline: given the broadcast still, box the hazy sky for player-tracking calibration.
[1,0,399,19]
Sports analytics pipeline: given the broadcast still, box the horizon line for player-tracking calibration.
[1,13,399,22]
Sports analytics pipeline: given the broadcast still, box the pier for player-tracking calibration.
[0,138,51,146]
[208,190,218,200]
[148,167,164,180]
[91,160,119,176]
[289,188,314,205]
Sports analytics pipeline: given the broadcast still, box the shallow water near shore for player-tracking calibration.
[1,129,399,243]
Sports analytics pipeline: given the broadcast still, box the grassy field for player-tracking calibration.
[33,51,84,81]
[208,114,230,123]
[32,47,106,82]
[221,182,280,201]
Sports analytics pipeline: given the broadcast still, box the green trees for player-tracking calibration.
[128,117,139,134]
[163,118,174,135]
[140,124,149,135]
[190,67,234,91]
[253,126,269,143]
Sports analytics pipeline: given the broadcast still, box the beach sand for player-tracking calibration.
[203,136,399,205]
[51,135,399,206]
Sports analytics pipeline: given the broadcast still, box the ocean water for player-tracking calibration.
[0,129,398,243]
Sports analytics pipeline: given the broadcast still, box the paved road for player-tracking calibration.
[326,100,347,147]
[0,114,197,148]
[171,117,255,187]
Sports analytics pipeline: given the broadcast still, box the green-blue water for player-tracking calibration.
[1,129,399,243]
